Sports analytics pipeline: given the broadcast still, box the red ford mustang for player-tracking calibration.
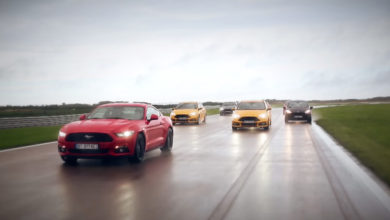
[57,103,173,164]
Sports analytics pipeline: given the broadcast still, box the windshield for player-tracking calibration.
[88,106,144,120]
[238,102,266,110]
[287,101,309,108]
[223,102,236,106]
[175,103,197,109]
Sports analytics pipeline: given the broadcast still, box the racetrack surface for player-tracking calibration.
[1,109,389,220]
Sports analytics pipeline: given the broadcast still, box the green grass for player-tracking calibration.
[206,108,220,115]
[314,104,390,185]
[270,103,283,108]
[0,106,92,118]
[0,126,62,150]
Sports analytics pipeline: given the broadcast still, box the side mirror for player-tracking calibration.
[172,108,175,110]
[283,106,286,110]
[150,114,159,121]
[79,114,86,120]
[198,108,202,110]
[310,106,314,110]
[268,107,272,110]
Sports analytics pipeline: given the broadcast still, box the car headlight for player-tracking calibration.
[286,110,292,114]
[220,107,224,111]
[170,112,176,116]
[190,112,197,116]
[259,113,267,119]
[305,110,311,114]
[58,131,66,137]
[233,113,240,119]
[116,130,134,137]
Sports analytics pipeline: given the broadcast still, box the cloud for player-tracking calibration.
[0,0,390,105]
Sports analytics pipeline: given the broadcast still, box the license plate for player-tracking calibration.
[75,144,99,150]
[178,118,187,121]
[294,115,303,118]
[243,121,255,123]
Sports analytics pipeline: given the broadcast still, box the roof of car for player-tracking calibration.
[99,103,148,108]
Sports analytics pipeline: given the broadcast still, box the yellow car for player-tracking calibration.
[232,100,272,130]
[170,102,207,125]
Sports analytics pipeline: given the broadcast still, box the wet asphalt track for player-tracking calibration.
[1,109,390,220]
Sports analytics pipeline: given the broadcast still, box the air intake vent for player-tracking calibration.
[66,133,113,142]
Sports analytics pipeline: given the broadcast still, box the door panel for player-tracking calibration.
[155,117,165,146]
[145,107,166,149]
[145,120,160,150]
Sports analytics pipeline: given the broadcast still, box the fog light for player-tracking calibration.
[114,146,129,153]
[58,145,67,152]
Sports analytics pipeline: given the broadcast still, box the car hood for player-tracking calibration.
[62,119,141,133]
[288,107,309,113]
[173,109,198,115]
[235,110,266,117]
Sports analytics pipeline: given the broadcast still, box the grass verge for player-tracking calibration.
[314,104,390,185]
[0,125,61,150]
[206,108,220,115]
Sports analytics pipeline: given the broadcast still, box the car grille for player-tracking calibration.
[66,133,113,142]
[175,114,189,119]
[242,123,257,127]
[239,117,259,122]
[69,149,109,154]
[292,113,306,117]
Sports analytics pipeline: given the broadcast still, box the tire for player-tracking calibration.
[197,116,200,125]
[220,113,223,116]
[204,115,206,123]
[61,156,77,165]
[172,122,176,126]
[307,118,312,124]
[285,116,289,123]
[264,120,270,130]
[161,128,173,152]
[232,127,238,131]
[131,134,145,163]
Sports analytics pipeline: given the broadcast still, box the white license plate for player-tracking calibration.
[75,144,99,150]
[243,121,255,123]
[294,115,303,118]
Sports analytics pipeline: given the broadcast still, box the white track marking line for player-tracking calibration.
[0,141,57,153]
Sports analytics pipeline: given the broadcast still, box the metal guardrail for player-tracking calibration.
[0,114,83,129]
[0,106,221,129]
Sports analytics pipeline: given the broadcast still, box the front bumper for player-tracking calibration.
[57,137,137,158]
[232,119,269,128]
[171,115,199,123]
[285,113,311,121]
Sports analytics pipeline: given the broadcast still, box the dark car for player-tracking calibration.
[283,100,313,124]
[220,102,237,116]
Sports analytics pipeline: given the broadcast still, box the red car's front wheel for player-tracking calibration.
[130,134,145,163]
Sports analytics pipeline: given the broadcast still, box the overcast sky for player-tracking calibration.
[0,0,389,105]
